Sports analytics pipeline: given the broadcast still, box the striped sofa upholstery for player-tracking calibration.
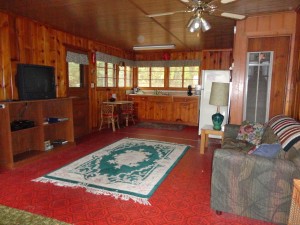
[210,115,300,225]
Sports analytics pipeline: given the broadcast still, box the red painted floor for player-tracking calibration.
[0,126,275,225]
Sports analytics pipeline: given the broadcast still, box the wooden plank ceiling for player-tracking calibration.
[0,0,299,52]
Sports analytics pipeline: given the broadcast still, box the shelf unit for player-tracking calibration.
[0,98,75,168]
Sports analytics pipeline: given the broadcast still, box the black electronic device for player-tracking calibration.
[16,63,56,100]
[10,120,35,131]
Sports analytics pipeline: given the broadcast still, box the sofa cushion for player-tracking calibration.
[222,137,255,152]
[236,121,265,145]
[278,142,300,168]
[268,115,300,152]
[261,125,279,144]
[248,143,282,158]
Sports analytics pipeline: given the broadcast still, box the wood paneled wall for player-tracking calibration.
[0,12,136,101]
[201,49,233,70]
[231,11,300,124]
[134,51,202,61]
[0,12,136,129]
[248,36,291,119]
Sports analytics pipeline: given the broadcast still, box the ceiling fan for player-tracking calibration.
[146,0,246,33]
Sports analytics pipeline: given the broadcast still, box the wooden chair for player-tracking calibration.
[121,103,135,126]
[99,104,120,132]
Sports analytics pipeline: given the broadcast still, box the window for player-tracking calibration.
[96,61,106,87]
[96,61,132,87]
[137,67,164,88]
[66,51,88,87]
[107,63,116,87]
[169,67,182,88]
[68,62,84,87]
[169,66,199,88]
[96,61,117,87]
[119,66,133,87]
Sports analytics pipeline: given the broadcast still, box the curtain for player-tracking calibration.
[96,52,201,67]
[66,51,89,65]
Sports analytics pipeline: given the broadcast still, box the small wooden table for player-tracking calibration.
[102,100,133,105]
[288,179,300,224]
[200,125,224,154]
[102,101,134,127]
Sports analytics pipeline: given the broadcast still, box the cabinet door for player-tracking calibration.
[0,104,13,167]
[145,100,155,120]
[129,96,147,120]
[173,97,199,125]
[153,102,173,121]
[147,96,173,121]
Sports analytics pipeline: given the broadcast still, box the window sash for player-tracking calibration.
[137,67,165,88]
[96,60,133,88]
[68,62,85,88]
[169,66,199,88]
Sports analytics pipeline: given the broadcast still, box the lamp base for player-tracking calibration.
[212,112,224,131]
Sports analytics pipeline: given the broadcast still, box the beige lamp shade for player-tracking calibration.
[209,82,230,106]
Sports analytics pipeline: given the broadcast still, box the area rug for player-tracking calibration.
[33,138,189,205]
[134,122,186,131]
[0,205,70,225]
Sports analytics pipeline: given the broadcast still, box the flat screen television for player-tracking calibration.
[16,63,56,100]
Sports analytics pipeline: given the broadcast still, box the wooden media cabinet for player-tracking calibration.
[0,98,75,169]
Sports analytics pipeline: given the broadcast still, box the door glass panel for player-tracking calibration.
[244,52,273,123]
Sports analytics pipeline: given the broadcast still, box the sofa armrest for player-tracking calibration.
[223,124,240,139]
[211,148,300,224]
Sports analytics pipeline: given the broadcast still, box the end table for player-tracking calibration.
[200,125,224,154]
[288,179,300,225]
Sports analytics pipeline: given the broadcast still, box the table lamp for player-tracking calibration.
[209,82,230,130]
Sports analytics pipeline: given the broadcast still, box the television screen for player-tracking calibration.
[17,64,56,100]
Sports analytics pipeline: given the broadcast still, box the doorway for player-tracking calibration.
[67,59,90,138]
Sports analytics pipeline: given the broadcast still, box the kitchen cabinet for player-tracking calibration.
[147,96,173,122]
[128,95,199,125]
[173,97,199,126]
[128,96,148,120]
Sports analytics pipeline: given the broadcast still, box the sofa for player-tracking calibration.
[210,115,300,224]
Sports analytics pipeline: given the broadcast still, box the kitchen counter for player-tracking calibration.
[128,93,200,98]
[127,94,199,126]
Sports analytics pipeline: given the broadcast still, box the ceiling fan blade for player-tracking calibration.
[208,0,237,6]
[211,8,246,20]
[146,10,189,18]
[220,0,237,3]
[221,12,245,20]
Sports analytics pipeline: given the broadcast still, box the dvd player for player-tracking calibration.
[11,120,35,131]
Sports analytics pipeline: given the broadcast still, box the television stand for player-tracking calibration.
[0,98,75,169]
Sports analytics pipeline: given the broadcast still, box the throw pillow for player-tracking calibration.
[268,114,300,152]
[236,121,265,145]
[248,143,282,158]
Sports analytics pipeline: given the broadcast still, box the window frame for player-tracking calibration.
[67,62,86,88]
[96,60,133,88]
[137,67,165,88]
[137,66,200,89]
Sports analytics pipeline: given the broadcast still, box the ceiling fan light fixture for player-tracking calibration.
[187,16,202,33]
[133,44,176,51]
[188,16,211,33]
[201,18,211,32]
